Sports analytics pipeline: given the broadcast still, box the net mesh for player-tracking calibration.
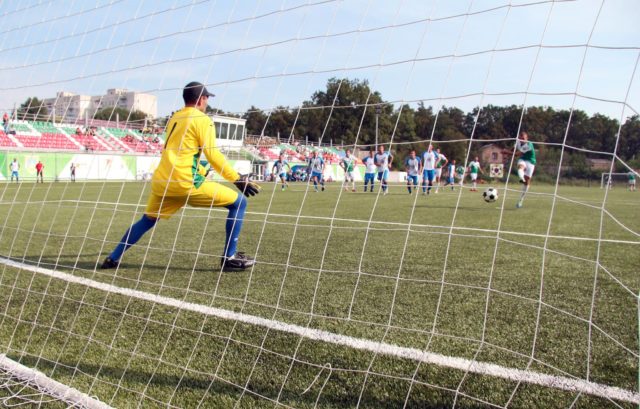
[0,1,639,408]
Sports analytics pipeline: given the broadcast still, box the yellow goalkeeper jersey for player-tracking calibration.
[151,107,239,196]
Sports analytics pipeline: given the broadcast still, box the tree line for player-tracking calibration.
[239,78,639,178]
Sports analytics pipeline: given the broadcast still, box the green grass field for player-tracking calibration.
[0,180,638,408]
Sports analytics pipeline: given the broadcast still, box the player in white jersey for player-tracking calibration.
[375,145,392,195]
[272,154,291,191]
[309,151,325,192]
[467,156,483,191]
[445,159,456,190]
[341,149,357,192]
[9,158,19,183]
[434,148,448,193]
[421,145,437,195]
[405,150,421,194]
[362,149,377,192]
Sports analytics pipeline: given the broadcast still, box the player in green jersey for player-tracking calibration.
[628,171,636,191]
[516,131,536,208]
[341,149,357,192]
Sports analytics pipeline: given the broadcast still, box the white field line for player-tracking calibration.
[2,256,639,405]
[0,354,113,409]
[2,199,639,245]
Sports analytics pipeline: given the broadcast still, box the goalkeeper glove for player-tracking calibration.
[234,174,261,197]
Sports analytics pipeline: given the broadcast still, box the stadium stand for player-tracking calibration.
[0,131,18,147]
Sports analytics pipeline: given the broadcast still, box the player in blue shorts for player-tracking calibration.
[375,145,392,195]
[421,145,437,195]
[405,150,421,194]
[309,151,325,192]
[362,149,377,192]
[445,159,457,190]
[272,154,291,191]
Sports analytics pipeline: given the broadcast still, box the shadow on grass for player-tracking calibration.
[16,254,215,275]
[9,354,485,409]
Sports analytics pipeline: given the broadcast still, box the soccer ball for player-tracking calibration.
[483,187,498,203]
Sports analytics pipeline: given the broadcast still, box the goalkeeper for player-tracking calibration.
[101,81,260,272]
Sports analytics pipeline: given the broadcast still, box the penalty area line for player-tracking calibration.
[2,256,639,405]
[0,354,113,409]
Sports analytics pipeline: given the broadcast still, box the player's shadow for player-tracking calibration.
[20,254,214,274]
[9,354,487,409]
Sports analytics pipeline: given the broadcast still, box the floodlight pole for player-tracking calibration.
[375,105,382,148]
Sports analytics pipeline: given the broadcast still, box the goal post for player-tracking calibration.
[600,172,634,189]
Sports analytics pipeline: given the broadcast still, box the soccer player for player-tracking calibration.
[445,159,456,190]
[310,151,325,192]
[467,156,483,191]
[375,145,392,195]
[456,163,465,187]
[515,131,536,208]
[421,145,437,195]
[362,149,377,192]
[9,158,19,183]
[341,149,356,192]
[35,161,44,183]
[101,81,261,272]
[70,163,76,182]
[272,154,290,191]
[405,150,421,194]
[434,148,448,193]
[629,170,637,191]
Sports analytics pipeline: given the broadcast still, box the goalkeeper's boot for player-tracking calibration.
[221,252,255,272]
[100,257,119,269]
[516,200,523,209]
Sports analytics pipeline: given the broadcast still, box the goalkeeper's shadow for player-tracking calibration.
[24,254,214,274]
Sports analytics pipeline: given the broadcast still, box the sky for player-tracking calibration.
[0,0,638,122]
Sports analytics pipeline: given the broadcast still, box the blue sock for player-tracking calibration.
[313,180,318,189]
[224,195,247,258]
[109,214,157,261]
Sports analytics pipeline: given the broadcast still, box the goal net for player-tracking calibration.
[0,1,638,408]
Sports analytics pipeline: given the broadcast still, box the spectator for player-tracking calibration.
[76,127,82,135]
[35,161,44,183]
[2,112,9,134]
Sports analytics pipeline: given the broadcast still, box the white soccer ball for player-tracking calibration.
[483,187,498,203]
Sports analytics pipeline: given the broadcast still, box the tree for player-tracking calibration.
[242,106,268,135]
[18,97,49,121]
[619,115,640,163]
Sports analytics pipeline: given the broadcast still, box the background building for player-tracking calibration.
[43,88,157,121]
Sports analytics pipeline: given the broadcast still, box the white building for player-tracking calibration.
[212,114,246,149]
[43,88,157,121]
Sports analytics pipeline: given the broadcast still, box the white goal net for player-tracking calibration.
[0,1,639,408]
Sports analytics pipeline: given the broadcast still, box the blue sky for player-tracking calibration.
[0,0,638,121]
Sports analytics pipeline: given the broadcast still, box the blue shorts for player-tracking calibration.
[423,169,435,182]
[407,175,418,185]
[364,173,375,184]
[377,170,389,181]
[11,171,18,178]
[279,172,287,179]
[311,171,323,180]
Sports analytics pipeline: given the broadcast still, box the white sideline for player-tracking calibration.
[2,256,639,405]
[0,354,113,409]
